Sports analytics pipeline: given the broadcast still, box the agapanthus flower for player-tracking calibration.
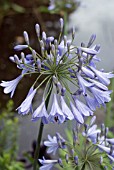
[0,18,113,125]
[0,75,22,98]
[32,100,48,124]
[17,87,36,115]
[48,94,65,124]
[39,157,58,170]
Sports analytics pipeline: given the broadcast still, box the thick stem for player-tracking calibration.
[33,121,44,170]
[33,82,52,170]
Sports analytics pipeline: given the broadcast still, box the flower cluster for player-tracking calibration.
[41,116,114,170]
[0,18,114,125]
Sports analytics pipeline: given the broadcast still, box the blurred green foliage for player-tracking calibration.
[0,100,24,170]
[105,78,114,128]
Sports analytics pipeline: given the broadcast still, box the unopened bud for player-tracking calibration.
[21,52,25,63]
[74,156,78,165]
[61,87,66,96]
[60,18,64,32]
[35,24,40,38]
[23,31,29,45]
[58,158,63,168]
[14,54,20,65]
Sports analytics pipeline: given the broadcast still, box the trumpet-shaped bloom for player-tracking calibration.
[74,98,93,116]
[60,96,74,120]
[84,93,100,111]
[44,135,58,155]
[39,157,58,170]
[32,101,48,124]
[17,87,36,115]
[0,75,22,98]
[48,94,65,124]
[83,124,101,143]
[76,72,94,94]
[70,101,84,124]
[90,66,114,85]
[90,87,112,105]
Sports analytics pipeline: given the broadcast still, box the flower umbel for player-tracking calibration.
[0,18,113,125]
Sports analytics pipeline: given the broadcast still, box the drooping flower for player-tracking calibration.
[17,87,36,115]
[70,101,84,124]
[76,72,94,95]
[90,87,112,105]
[48,94,65,124]
[32,101,48,124]
[90,66,114,85]
[74,97,93,116]
[60,96,74,120]
[0,75,22,98]
[14,45,28,51]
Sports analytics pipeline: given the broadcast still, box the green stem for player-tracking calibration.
[33,121,44,170]
[33,80,52,170]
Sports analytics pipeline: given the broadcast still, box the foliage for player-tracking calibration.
[0,100,24,170]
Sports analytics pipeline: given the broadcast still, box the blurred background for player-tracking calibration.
[0,0,114,169]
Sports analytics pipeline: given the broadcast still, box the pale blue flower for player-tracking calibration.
[90,66,114,85]
[44,135,58,155]
[14,45,28,51]
[83,124,101,143]
[84,93,100,111]
[81,66,95,79]
[39,157,58,170]
[79,47,99,55]
[60,96,74,120]
[70,101,84,124]
[48,94,65,124]
[0,75,22,98]
[90,87,112,105]
[17,87,36,115]
[74,98,93,116]
[32,101,48,124]
[76,72,94,94]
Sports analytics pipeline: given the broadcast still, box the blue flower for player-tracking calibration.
[39,157,58,170]
[74,98,93,116]
[0,75,22,98]
[44,135,58,155]
[81,66,95,79]
[90,66,114,85]
[14,45,28,51]
[83,124,101,143]
[17,87,36,115]
[70,101,84,124]
[90,87,112,105]
[84,93,100,111]
[76,72,94,94]
[32,101,48,124]
[48,94,65,124]
[60,96,74,120]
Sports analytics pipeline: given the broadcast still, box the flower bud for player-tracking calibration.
[74,156,78,165]
[58,158,63,168]
[35,23,40,38]
[60,18,64,32]
[23,31,29,45]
